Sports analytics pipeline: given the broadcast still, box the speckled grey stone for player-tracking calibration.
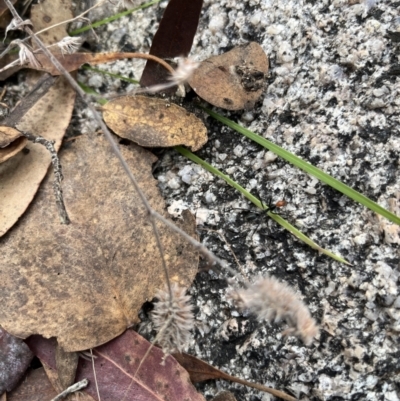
[75,0,400,400]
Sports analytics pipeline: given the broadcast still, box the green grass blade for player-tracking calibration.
[78,82,108,104]
[175,146,350,265]
[204,108,400,226]
[81,66,139,85]
[70,0,162,36]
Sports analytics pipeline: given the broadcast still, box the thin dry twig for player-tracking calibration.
[50,378,88,401]
[198,227,249,282]
[90,348,101,401]
[21,131,70,224]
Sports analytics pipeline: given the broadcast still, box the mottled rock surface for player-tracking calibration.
[76,1,400,400]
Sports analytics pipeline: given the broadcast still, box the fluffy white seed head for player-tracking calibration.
[168,57,200,85]
[14,40,40,68]
[57,36,83,55]
[229,275,319,345]
[151,284,194,354]
[5,18,33,38]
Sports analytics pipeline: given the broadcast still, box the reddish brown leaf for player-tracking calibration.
[0,327,33,394]
[172,353,298,401]
[28,331,206,401]
[140,0,203,89]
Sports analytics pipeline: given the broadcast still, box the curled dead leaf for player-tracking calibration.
[140,0,204,91]
[189,42,269,110]
[55,344,79,390]
[103,96,208,151]
[0,126,27,164]
[0,126,23,147]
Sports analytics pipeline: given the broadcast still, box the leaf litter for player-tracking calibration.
[0,0,76,237]
[0,133,199,352]
[27,330,206,401]
[0,0,285,399]
[0,75,75,237]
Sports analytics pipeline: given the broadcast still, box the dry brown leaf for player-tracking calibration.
[0,127,27,164]
[0,76,76,237]
[0,0,72,80]
[103,96,208,151]
[188,42,269,110]
[0,133,199,352]
[7,368,57,401]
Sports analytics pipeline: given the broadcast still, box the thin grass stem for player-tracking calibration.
[175,146,350,265]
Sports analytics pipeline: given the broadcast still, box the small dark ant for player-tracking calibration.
[252,197,287,237]
[238,192,289,242]
[260,197,287,214]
